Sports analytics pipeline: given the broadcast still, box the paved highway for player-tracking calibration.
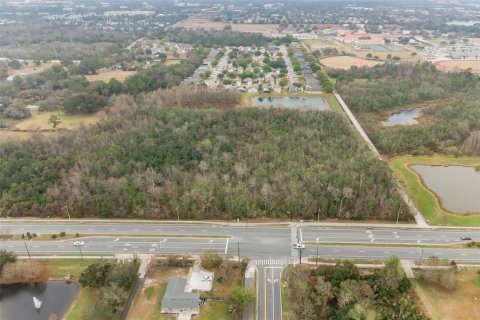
[301,226,479,244]
[2,221,480,320]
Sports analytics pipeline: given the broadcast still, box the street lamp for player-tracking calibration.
[417,240,424,266]
[76,243,84,261]
[316,238,320,267]
[158,239,167,260]
[287,211,292,222]
[24,238,33,261]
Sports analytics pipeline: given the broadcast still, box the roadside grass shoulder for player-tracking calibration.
[281,265,292,320]
[414,269,480,320]
[43,258,108,278]
[65,287,100,320]
[389,155,480,226]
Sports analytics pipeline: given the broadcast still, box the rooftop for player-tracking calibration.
[162,278,200,311]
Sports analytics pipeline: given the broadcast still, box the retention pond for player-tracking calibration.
[411,165,480,214]
[252,96,329,111]
[0,281,78,320]
[382,107,420,127]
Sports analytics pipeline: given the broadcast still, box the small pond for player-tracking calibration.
[252,96,329,111]
[411,165,480,214]
[382,107,420,127]
[0,281,78,320]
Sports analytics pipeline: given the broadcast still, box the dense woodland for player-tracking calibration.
[336,63,480,156]
[286,257,428,320]
[0,89,410,221]
[0,23,134,60]
[163,29,279,47]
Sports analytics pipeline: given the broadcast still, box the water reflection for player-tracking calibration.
[382,107,420,127]
[252,96,329,111]
[411,165,480,214]
[0,281,77,320]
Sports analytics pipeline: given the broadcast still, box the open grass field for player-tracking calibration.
[389,155,480,226]
[435,60,480,73]
[85,70,136,82]
[7,61,57,77]
[415,269,480,320]
[305,38,419,61]
[320,56,384,70]
[12,110,100,131]
[178,18,279,35]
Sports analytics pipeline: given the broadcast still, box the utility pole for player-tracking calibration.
[287,211,292,222]
[24,241,32,261]
[78,245,84,261]
[316,238,320,267]
[299,248,302,264]
[237,241,241,263]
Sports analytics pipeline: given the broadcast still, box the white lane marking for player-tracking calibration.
[114,238,119,242]
[149,248,155,252]
[224,238,229,255]
[461,253,468,256]
[123,248,128,251]
[125,243,130,246]
[209,240,213,243]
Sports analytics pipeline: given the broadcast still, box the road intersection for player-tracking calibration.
[1,221,480,319]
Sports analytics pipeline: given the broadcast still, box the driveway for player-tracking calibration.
[185,262,214,292]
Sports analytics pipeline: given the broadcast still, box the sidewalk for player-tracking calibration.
[243,263,256,320]
[334,92,428,228]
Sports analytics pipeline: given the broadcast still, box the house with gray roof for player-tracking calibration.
[161,278,200,316]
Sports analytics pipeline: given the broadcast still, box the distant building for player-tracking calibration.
[161,278,200,316]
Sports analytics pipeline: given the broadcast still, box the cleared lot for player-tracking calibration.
[320,56,383,70]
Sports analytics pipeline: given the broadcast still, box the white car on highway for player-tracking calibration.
[73,241,84,246]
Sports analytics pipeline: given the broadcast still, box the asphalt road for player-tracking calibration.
[304,244,480,261]
[0,222,292,259]
[257,266,282,320]
[0,237,229,256]
[3,221,480,320]
[301,226,480,244]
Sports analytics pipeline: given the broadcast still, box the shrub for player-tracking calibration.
[3,101,30,119]
[201,250,223,270]
[59,231,66,237]
[51,234,57,239]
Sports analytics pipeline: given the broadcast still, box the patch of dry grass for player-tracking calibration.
[85,70,136,82]
[415,269,480,320]
[12,110,99,131]
[435,60,480,73]
[305,38,418,61]
[320,56,383,70]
